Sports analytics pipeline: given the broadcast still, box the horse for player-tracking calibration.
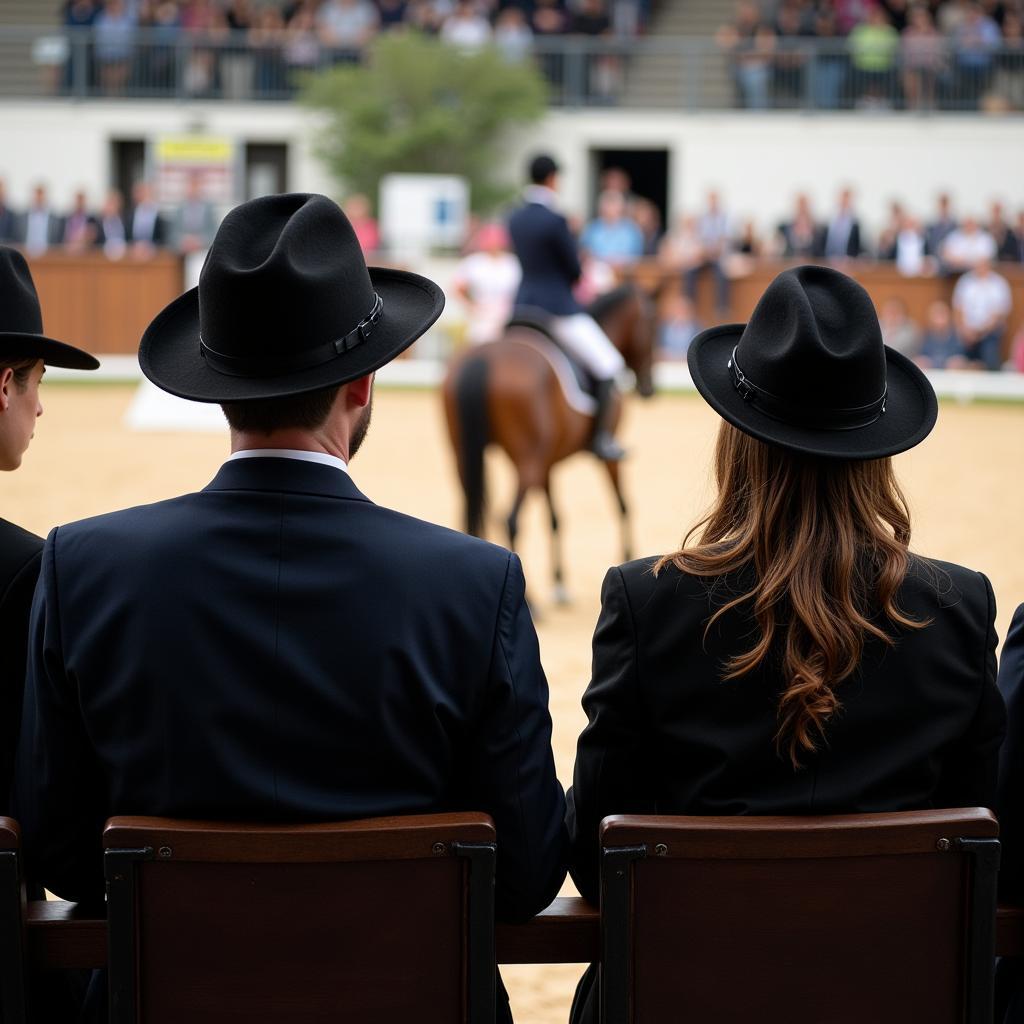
[442,285,657,605]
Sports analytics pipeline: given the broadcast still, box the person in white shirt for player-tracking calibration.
[452,222,521,345]
[941,216,997,273]
[128,180,167,256]
[20,185,61,257]
[440,1,493,51]
[96,189,127,260]
[952,258,1012,370]
[317,0,379,54]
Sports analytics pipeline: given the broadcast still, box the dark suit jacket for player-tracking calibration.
[0,205,18,244]
[508,199,583,316]
[0,518,42,811]
[823,216,863,259]
[568,555,1004,905]
[15,458,567,923]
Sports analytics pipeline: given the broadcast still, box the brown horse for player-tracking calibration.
[442,285,656,604]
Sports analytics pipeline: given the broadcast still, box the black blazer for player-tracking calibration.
[568,554,1004,905]
[0,518,42,811]
[508,199,583,317]
[15,458,567,923]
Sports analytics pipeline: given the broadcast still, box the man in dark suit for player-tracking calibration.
[997,603,1024,1023]
[508,153,626,461]
[126,180,168,254]
[0,246,98,808]
[15,194,566,1020]
[822,186,864,261]
[17,184,64,256]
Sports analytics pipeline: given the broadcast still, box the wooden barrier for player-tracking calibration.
[621,259,1024,360]
[21,897,1024,968]
[26,252,185,357]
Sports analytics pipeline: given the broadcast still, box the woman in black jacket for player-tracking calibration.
[566,265,1005,1023]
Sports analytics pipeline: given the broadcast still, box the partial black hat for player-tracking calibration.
[0,246,99,370]
[687,265,937,460]
[139,193,445,403]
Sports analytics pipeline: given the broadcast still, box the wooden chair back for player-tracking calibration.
[104,812,496,1024]
[0,817,26,1024]
[600,809,1000,1024]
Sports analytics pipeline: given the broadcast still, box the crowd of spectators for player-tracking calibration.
[718,1,1024,111]
[57,0,641,98]
[0,176,218,257]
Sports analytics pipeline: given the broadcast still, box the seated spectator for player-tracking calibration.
[988,200,1021,262]
[901,4,945,110]
[777,193,822,259]
[284,6,322,72]
[771,3,811,108]
[656,289,700,360]
[848,6,900,108]
[735,217,762,257]
[531,0,570,35]
[916,299,968,369]
[452,221,521,344]
[630,197,662,257]
[317,0,380,58]
[174,172,217,254]
[571,0,621,101]
[19,185,63,257]
[440,1,492,51]
[717,3,776,110]
[685,190,732,315]
[494,7,533,63]
[94,0,136,95]
[952,257,1012,369]
[0,181,18,244]
[991,10,1024,110]
[942,215,998,271]
[876,200,906,261]
[61,190,97,251]
[14,195,567,1024]
[127,180,168,256]
[809,7,847,111]
[925,192,959,265]
[95,188,127,259]
[822,187,864,261]
[249,6,288,95]
[953,2,1001,105]
[580,190,644,266]
[894,215,929,277]
[878,296,921,357]
[377,0,409,30]
[658,212,703,273]
[566,265,1003,1024]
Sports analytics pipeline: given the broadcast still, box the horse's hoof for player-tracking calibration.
[552,584,572,607]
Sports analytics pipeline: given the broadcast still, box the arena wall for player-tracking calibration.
[1,100,1022,232]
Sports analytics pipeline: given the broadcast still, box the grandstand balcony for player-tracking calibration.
[0,24,1022,113]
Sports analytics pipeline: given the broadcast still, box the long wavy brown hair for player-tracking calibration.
[656,422,926,769]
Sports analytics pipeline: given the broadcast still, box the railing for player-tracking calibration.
[0,27,1021,111]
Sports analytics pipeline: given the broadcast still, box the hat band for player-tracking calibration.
[729,347,887,431]
[199,294,384,379]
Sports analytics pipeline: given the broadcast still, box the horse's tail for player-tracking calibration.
[453,354,490,537]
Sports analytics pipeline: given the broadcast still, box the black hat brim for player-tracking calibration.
[0,332,99,371]
[687,323,938,460]
[139,267,445,402]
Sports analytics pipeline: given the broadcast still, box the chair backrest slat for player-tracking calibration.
[104,812,496,1024]
[600,809,999,1024]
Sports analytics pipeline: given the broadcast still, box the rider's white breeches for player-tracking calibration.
[551,314,626,381]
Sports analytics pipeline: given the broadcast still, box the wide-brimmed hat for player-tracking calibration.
[0,247,99,370]
[687,265,937,460]
[139,193,445,402]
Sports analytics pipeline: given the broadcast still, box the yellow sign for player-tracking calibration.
[154,136,234,165]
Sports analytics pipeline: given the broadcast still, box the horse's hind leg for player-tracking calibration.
[605,458,634,563]
[545,477,570,606]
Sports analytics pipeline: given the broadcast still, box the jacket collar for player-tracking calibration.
[203,456,372,503]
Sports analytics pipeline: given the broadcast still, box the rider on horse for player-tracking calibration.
[507,154,626,462]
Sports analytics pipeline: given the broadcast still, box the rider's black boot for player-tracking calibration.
[590,379,626,461]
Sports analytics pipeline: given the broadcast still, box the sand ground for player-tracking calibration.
[6,384,1024,1022]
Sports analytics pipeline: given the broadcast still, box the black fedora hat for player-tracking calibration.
[0,247,99,370]
[687,265,937,460]
[139,193,445,402]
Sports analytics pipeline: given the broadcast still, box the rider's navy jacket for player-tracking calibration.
[509,191,583,316]
[15,456,568,925]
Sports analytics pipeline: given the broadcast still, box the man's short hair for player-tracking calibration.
[529,154,559,185]
[221,384,342,434]
[1,358,37,392]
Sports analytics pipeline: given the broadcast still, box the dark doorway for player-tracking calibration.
[111,139,146,199]
[590,148,669,225]
[245,143,288,199]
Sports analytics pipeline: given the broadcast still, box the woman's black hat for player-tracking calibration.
[0,246,99,370]
[139,193,445,403]
[687,265,937,460]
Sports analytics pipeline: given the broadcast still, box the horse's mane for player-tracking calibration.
[587,284,634,323]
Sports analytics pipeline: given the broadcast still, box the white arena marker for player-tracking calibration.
[124,381,228,433]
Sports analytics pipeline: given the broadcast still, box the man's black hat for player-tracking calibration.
[0,247,99,370]
[687,264,937,460]
[528,154,559,185]
[139,193,445,403]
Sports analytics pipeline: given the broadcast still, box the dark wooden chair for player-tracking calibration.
[599,809,1000,1024]
[104,812,496,1024]
[0,817,26,1024]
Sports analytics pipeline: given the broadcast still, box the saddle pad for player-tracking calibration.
[505,330,598,417]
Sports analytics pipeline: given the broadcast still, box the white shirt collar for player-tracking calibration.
[524,185,559,209]
[228,448,350,475]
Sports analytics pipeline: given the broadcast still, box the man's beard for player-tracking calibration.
[349,393,373,458]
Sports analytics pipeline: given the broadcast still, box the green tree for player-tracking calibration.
[301,32,547,214]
